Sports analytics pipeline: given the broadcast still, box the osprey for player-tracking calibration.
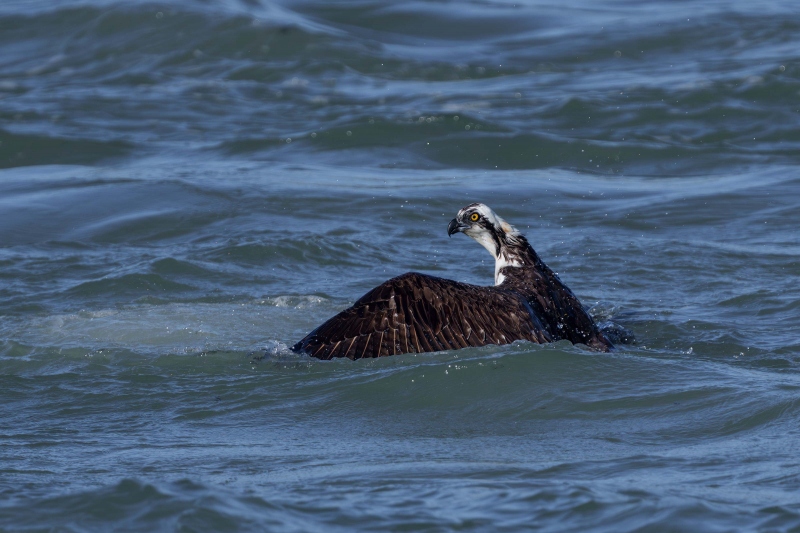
[292,203,613,359]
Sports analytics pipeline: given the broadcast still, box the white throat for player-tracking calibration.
[465,231,522,285]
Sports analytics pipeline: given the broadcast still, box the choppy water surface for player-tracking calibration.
[2,0,800,530]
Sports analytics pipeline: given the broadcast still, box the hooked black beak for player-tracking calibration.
[447,218,468,237]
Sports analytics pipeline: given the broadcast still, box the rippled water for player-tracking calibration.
[2,0,800,530]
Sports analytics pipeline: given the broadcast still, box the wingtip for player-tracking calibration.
[291,337,313,354]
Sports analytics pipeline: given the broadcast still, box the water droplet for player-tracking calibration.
[614,50,622,57]
[310,132,317,138]
[346,130,352,136]
[155,11,163,19]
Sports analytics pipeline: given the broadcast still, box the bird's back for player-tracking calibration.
[499,241,612,351]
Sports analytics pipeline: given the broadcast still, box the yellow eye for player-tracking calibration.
[469,213,480,222]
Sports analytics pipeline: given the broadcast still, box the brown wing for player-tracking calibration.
[292,272,552,360]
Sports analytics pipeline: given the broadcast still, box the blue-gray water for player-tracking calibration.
[2,0,800,530]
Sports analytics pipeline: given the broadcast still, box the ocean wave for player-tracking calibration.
[1,2,798,172]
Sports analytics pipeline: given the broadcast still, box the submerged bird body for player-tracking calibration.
[292,203,612,359]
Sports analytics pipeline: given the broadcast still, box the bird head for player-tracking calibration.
[447,203,525,284]
[448,203,520,249]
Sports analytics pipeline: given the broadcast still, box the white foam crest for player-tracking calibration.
[9,301,317,355]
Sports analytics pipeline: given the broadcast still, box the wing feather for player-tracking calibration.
[293,272,552,360]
